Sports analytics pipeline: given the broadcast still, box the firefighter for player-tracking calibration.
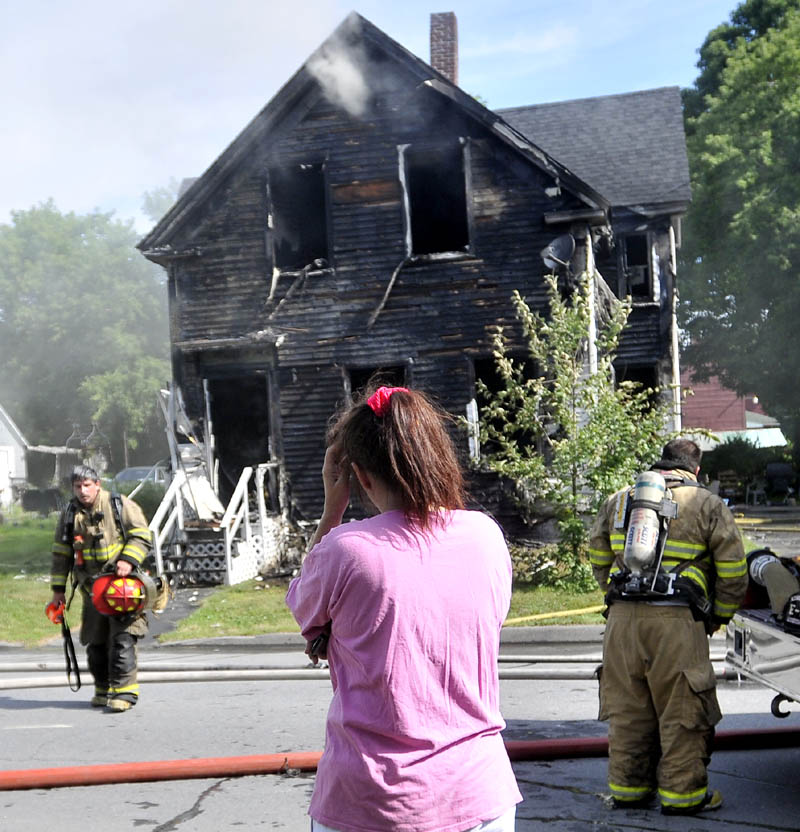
[588,438,748,815]
[49,464,153,712]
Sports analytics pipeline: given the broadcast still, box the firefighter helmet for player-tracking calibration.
[91,572,158,616]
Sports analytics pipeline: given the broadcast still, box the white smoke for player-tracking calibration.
[306,35,370,119]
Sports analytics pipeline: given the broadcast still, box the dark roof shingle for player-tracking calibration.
[497,87,690,208]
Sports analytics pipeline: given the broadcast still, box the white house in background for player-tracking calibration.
[0,403,28,507]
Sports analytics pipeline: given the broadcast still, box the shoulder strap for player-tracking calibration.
[110,492,127,543]
[665,477,705,489]
[60,502,76,545]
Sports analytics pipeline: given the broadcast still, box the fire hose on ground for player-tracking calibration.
[2,729,800,791]
[0,663,733,690]
[0,602,772,789]
[0,650,728,690]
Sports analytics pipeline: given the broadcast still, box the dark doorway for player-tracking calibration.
[207,375,270,505]
[620,234,652,299]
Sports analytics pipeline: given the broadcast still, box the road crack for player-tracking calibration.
[151,778,228,831]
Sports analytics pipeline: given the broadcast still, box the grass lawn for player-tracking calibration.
[507,584,605,625]
[0,515,54,572]
[156,580,607,643]
[159,579,300,642]
[0,514,63,646]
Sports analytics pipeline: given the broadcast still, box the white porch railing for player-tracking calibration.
[221,466,253,585]
[149,469,187,576]
[148,460,284,585]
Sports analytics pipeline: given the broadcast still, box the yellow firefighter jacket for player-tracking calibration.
[588,468,748,624]
[50,489,153,593]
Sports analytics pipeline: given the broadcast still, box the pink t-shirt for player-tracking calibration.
[286,509,522,832]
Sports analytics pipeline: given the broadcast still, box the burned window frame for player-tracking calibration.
[618,232,654,302]
[266,157,332,274]
[467,353,541,461]
[343,362,412,402]
[612,361,661,410]
[398,139,473,259]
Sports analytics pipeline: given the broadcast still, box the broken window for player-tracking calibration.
[614,363,660,409]
[619,234,652,300]
[347,365,407,401]
[469,356,539,459]
[402,142,470,256]
[268,162,329,271]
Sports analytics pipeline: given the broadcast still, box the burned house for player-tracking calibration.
[138,13,690,548]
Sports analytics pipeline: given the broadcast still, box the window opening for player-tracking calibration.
[404,143,469,256]
[347,365,406,401]
[268,162,328,271]
[471,355,539,458]
[615,364,660,409]
[621,234,652,299]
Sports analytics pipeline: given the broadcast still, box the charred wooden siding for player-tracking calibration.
[162,81,597,519]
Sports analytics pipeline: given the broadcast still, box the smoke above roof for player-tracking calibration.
[306,32,370,118]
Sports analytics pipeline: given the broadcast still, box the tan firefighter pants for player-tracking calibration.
[599,601,721,811]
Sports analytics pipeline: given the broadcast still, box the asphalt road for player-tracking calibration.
[2,627,800,831]
[734,505,800,556]
[3,508,799,830]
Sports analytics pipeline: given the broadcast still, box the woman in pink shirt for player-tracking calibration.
[286,386,522,832]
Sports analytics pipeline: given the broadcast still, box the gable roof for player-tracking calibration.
[497,87,690,211]
[139,12,607,255]
[0,402,28,448]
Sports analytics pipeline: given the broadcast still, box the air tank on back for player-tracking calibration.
[623,471,666,574]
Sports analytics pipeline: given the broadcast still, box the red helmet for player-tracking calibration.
[92,573,155,616]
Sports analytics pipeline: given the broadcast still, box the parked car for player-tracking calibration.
[112,462,170,489]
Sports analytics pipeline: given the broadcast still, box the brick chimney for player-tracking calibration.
[430,12,458,85]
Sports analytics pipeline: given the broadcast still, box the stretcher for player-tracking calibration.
[726,548,800,717]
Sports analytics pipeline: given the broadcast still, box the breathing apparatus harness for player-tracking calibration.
[604,469,712,627]
[48,492,163,690]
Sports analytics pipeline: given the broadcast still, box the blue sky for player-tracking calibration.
[2,0,737,233]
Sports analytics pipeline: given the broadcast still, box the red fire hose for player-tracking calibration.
[3,729,800,791]
[0,751,322,791]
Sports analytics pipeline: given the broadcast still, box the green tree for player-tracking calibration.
[477,275,670,590]
[682,0,797,124]
[79,356,170,468]
[680,7,800,453]
[0,201,169,472]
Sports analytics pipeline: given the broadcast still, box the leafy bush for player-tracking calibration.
[509,531,595,591]
[476,276,670,590]
[701,437,792,483]
[112,481,165,522]
[509,543,558,584]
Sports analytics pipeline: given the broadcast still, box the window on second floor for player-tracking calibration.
[619,233,653,300]
[268,162,329,271]
[346,365,407,402]
[401,141,470,257]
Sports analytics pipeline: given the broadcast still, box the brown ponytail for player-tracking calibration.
[328,387,466,531]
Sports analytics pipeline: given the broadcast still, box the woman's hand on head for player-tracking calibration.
[304,443,352,554]
[321,443,351,523]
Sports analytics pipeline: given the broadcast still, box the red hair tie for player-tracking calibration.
[367,386,409,417]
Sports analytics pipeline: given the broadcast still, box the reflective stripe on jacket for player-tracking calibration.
[588,468,748,622]
[50,489,152,592]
